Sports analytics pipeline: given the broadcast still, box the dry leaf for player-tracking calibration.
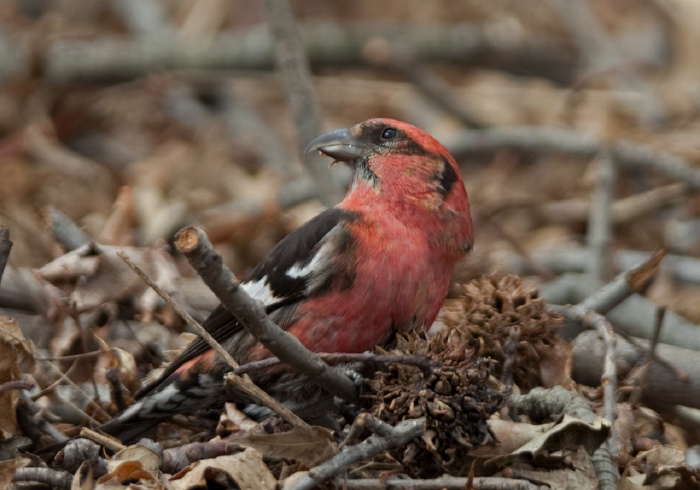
[475,414,610,468]
[0,318,36,439]
[96,446,161,487]
[233,426,337,468]
[170,447,276,490]
[71,460,95,490]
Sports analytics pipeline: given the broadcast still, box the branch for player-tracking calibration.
[42,24,575,85]
[548,303,622,489]
[44,206,92,251]
[445,126,700,191]
[265,0,343,207]
[586,150,617,281]
[234,352,435,375]
[509,386,617,489]
[579,249,664,314]
[503,247,698,286]
[116,249,312,431]
[284,417,426,490]
[174,227,359,403]
[12,467,72,490]
[572,330,700,411]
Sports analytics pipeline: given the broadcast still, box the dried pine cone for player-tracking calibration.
[364,331,503,477]
[440,274,563,389]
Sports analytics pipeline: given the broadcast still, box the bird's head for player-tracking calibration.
[306,118,468,209]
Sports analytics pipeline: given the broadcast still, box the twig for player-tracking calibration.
[43,24,574,85]
[0,225,12,285]
[444,126,700,191]
[162,440,244,474]
[579,248,665,314]
[264,0,343,207]
[116,248,313,432]
[44,206,91,251]
[40,360,111,422]
[336,476,543,490]
[117,250,238,369]
[586,150,617,282]
[12,467,72,490]
[36,350,104,362]
[572,328,700,411]
[16,394,69,446]
[174,227,359,403]
[516,183,689,225]
[0,380,33,395]
[503,247,699,285]
[628,307,666,407]
[234,352,435,375]
[79,427,126,453]
[548,305,619,488]
[285,417,426,490]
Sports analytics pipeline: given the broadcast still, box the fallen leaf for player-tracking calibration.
[96,445,161,486]
[0,318,36,439]
[170,447,276,490]
[233,425,337,467]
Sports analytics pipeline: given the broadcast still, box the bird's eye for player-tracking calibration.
[381,127,398,140]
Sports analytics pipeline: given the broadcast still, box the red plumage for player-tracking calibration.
[99,118,473,442]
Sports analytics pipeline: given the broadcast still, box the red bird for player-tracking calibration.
[100,118,473,442]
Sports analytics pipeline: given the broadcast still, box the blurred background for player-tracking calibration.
[1,0,700,320]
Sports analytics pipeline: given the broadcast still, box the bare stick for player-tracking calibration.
[79,427,126,453]
[549,305,619,487]
[117,250,238,370]
[234,352,435,375]
[0,380,33,395]
[12,467,72,490]
[174,227,358,402]
[580,248,665,314]
[586,150,617,282]
[43,25,574,85]
[572,330,700,410]
[444,126,700,191]
[285,417,426,490]
[265,0,343,206]
[628,307,666,407]
[43,206,92,252]
[0,226,12,285]
[116,249,312,431]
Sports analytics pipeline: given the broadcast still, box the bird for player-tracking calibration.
[98,118,473,443]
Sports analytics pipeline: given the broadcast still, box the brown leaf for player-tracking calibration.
[96,446,161,486]
[170,447,276,490]
[0,318,36,439]
[232,426,337,468]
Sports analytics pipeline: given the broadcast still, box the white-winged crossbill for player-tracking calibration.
[100,118,473,442]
